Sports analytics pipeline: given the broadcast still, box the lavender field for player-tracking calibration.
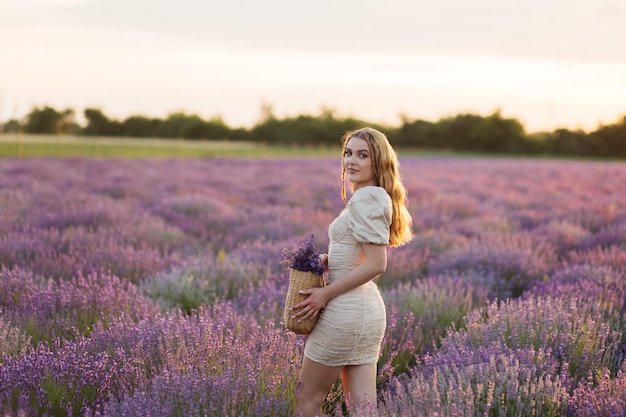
[1,156,626,416]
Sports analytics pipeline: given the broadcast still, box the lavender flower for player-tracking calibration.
[280,234,325,275]
[1,157,626,415]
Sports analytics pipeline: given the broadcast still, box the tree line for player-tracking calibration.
[2,104,625,158]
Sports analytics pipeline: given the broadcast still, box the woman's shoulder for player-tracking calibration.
[347,186,392,244]
[351,186,391,205]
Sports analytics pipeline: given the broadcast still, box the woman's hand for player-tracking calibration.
[319,253,329,271]
[289,253,330,322]
[290,286,329,323]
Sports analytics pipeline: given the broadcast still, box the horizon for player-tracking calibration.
[7,100,626,135]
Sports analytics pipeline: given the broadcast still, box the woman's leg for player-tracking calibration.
[341,363,378,413]
[293,357,343,417]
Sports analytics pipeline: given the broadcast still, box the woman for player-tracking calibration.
[291,127,413,416]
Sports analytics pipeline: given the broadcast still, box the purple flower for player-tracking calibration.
[279,234,325,275]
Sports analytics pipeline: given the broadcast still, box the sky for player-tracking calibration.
[1,0,625,133]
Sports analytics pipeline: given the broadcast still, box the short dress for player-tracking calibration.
[304,186,392,366]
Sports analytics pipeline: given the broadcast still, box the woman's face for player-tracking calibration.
[343,136,376,190]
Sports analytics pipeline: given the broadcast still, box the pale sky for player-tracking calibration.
[1,0,625,133]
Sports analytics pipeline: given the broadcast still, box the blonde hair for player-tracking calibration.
[340,127,413,247]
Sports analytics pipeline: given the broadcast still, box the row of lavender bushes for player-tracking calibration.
[1,157,625,416]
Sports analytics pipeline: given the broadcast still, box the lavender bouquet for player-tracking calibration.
[280,234,326,335]
[280,234,326,275]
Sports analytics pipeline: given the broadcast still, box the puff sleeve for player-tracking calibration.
[347,187,392,245]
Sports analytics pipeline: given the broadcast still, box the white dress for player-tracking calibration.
[304,186,392,366]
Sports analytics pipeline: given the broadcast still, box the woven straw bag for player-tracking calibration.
[283,268,325,335]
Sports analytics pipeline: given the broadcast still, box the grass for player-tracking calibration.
[2,133,622,161]
[0,133,507,160]
[0,134,342,158]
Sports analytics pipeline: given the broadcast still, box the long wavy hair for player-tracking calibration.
[340,127,413,247]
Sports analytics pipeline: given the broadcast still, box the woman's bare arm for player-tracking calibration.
[291,243,387,322]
